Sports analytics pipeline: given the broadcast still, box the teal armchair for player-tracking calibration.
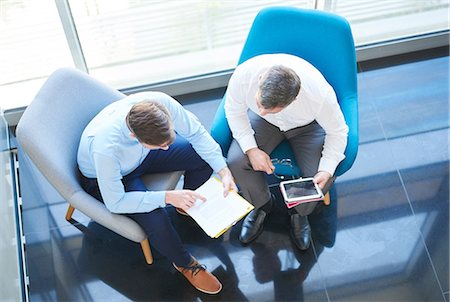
[211,6,358,179]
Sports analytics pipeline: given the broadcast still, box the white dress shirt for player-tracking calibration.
[224,54,348,176]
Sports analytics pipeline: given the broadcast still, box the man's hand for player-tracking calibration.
[165,190,206,211]
[313,171,331,190]
[246,148,275,174]
[218,167,238,197]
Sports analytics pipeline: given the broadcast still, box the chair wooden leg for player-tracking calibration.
[140,239,153,265]
[324,192,330,206]
[65,205,75,221]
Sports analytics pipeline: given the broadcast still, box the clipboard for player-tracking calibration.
[186,177,254,238]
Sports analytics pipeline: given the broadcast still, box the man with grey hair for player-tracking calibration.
[225,53,348,250]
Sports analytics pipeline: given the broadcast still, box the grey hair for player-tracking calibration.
[258,65,301,109]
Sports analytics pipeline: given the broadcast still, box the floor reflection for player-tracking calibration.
[63,188,336,301]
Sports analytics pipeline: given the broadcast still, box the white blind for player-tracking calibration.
[330,0,449,44]
[0,0,448,109]
[0,0,74,86]
[332,0,448,23]
[68,0,312,88]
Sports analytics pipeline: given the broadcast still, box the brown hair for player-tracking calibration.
[126,100,175,146]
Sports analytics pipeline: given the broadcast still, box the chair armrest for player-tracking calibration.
[336,95,359,176]
[70,190,147,243]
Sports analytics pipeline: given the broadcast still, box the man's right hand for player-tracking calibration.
[165,190,206,211]
[246,147,275,174]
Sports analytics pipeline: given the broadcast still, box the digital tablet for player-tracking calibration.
[279,177,324,203]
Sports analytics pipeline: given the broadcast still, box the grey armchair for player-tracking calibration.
[16,68,183,264]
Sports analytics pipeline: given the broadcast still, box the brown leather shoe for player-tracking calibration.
[173,258,222,294]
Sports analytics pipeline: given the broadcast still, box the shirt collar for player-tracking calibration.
[120,118,137,143]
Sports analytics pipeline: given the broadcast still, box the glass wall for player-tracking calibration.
[0,0,74,110]
[328,0,449,45]
[0,0,448,109]
[68,0,312,89]
[0,108,24,301]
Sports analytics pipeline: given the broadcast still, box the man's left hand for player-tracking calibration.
[218,167,238,197]
[313,171,331,190]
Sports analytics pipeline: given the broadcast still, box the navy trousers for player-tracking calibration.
[81,134,213,267]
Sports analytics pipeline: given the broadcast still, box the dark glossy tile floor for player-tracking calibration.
[17,55,449,301]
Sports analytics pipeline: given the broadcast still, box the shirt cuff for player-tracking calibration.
[318,157,339,177]
[238,135,258,154]
[210,157,228,174]
[143,191,167,209]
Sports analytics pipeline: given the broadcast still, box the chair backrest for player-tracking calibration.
[211,6,358,176]
[16,68,125,201]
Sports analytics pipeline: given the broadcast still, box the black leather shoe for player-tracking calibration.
[290,214,311,250]
[239,208,269,244]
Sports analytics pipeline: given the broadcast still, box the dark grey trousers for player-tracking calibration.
[227,111,334,216]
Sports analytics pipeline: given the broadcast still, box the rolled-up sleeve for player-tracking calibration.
[224,74,257,153]
[315,90,348,176]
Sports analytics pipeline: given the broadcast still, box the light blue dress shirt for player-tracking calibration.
[77,92,227,214]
